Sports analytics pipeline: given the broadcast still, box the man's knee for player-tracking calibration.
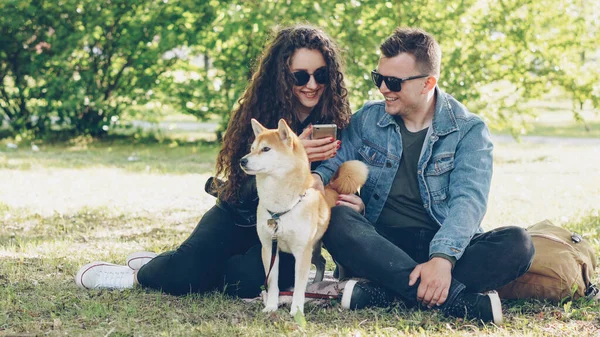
[505,226,535,267]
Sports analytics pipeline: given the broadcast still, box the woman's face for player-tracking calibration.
[290,48,327,114]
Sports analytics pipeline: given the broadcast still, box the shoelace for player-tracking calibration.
[94,268,133,289]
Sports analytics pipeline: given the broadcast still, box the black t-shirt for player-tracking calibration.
[376,116,438,231]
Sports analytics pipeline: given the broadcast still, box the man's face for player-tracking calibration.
[376,53,428,116]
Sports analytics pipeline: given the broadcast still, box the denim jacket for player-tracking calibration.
[314,87,494,260]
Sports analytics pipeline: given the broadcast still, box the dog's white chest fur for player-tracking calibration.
[256,188,320,252]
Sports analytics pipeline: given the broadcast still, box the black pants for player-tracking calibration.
[137,205,295,297]
[323,206,535,308]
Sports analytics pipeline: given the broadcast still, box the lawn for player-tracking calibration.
[494,99,600,138]
[1,134,599,336]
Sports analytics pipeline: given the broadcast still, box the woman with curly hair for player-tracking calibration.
[75,24,352,298]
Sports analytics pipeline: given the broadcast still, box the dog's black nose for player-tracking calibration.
[240,158,248,167]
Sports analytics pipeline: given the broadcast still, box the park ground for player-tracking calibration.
[1,106,599,336]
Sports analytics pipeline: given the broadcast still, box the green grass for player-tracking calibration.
[525,122,600,138]
[1,136,600,336]
[0,135,220,174]
[494,101,600,138]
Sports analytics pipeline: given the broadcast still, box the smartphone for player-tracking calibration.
[311,124,337,140]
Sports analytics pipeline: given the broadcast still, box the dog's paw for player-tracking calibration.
[262,304,278,313]
[289,306,303,317]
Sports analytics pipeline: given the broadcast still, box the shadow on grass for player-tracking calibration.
[493,119,600,139]
[0,134,221,175]
[0,206,198,249]
[529,121,600,138]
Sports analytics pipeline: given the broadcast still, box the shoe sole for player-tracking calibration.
[488,291,503,325]
[75,261,119,289]
[126,251,158,270]
[341,279,358,309]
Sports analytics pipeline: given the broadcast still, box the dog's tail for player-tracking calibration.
[324,160,369,208]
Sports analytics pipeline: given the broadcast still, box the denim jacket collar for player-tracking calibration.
[431,87,459,136]
[376,87,459,137]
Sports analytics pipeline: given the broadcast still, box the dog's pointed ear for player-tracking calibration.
[277,119,292,145]
[251,119,266,137]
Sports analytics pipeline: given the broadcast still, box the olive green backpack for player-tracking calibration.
[498,219,598,302]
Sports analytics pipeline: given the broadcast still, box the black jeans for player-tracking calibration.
[323,206,535,308]
[137,205,295,297]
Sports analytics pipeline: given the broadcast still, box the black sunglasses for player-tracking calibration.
[293,67,328,86]
[371,70,429,92]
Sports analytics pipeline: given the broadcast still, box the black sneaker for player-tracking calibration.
[444,291,503,324]
[340,279,395,310]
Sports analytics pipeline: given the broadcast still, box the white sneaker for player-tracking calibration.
[125,251,158,270]
[75,262,135,290]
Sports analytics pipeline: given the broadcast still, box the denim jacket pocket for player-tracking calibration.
[358,144,387,167]
[358,144,387,189]
[424,153,454,203]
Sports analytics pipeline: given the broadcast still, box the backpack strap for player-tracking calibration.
[585,284,599,299]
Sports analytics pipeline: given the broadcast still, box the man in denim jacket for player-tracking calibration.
[312,28,534,324]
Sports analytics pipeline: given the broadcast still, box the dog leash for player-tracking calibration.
[263,193,304,291]
[263,194,338,300]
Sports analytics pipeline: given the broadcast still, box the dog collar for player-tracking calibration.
[266,192,307,227]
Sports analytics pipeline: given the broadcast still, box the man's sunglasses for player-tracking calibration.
[371,70,429,92]
[293,67,328,86]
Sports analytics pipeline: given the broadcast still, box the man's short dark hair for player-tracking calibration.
[380,27,441,78]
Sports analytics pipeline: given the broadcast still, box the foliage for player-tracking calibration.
[1,0,598,138]
[0,0,219,137]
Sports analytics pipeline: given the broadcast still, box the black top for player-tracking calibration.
[376,116,438,231]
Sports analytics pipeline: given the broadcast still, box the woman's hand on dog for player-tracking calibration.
[335,194,365,214]
[299,125,340,162]
[311,173,325,194]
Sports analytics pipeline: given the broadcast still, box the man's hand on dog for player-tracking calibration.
[408,257,453,308]
[299,125,340,162]
[335,194,365,214]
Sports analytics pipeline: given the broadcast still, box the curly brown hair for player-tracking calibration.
[214,24,351,203]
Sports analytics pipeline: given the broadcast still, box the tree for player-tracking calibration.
[1,0,598,139]
[178,0,599,136]
[0,0,221,137]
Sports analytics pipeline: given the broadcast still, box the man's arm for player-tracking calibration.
[412,118,493,308]
[429,118,494,260]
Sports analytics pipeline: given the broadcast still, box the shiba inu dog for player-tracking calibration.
[241,118,369,316]
[240,118,330,316]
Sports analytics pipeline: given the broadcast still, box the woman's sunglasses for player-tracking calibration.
[293,67,328,86]
[371,70,429,92]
